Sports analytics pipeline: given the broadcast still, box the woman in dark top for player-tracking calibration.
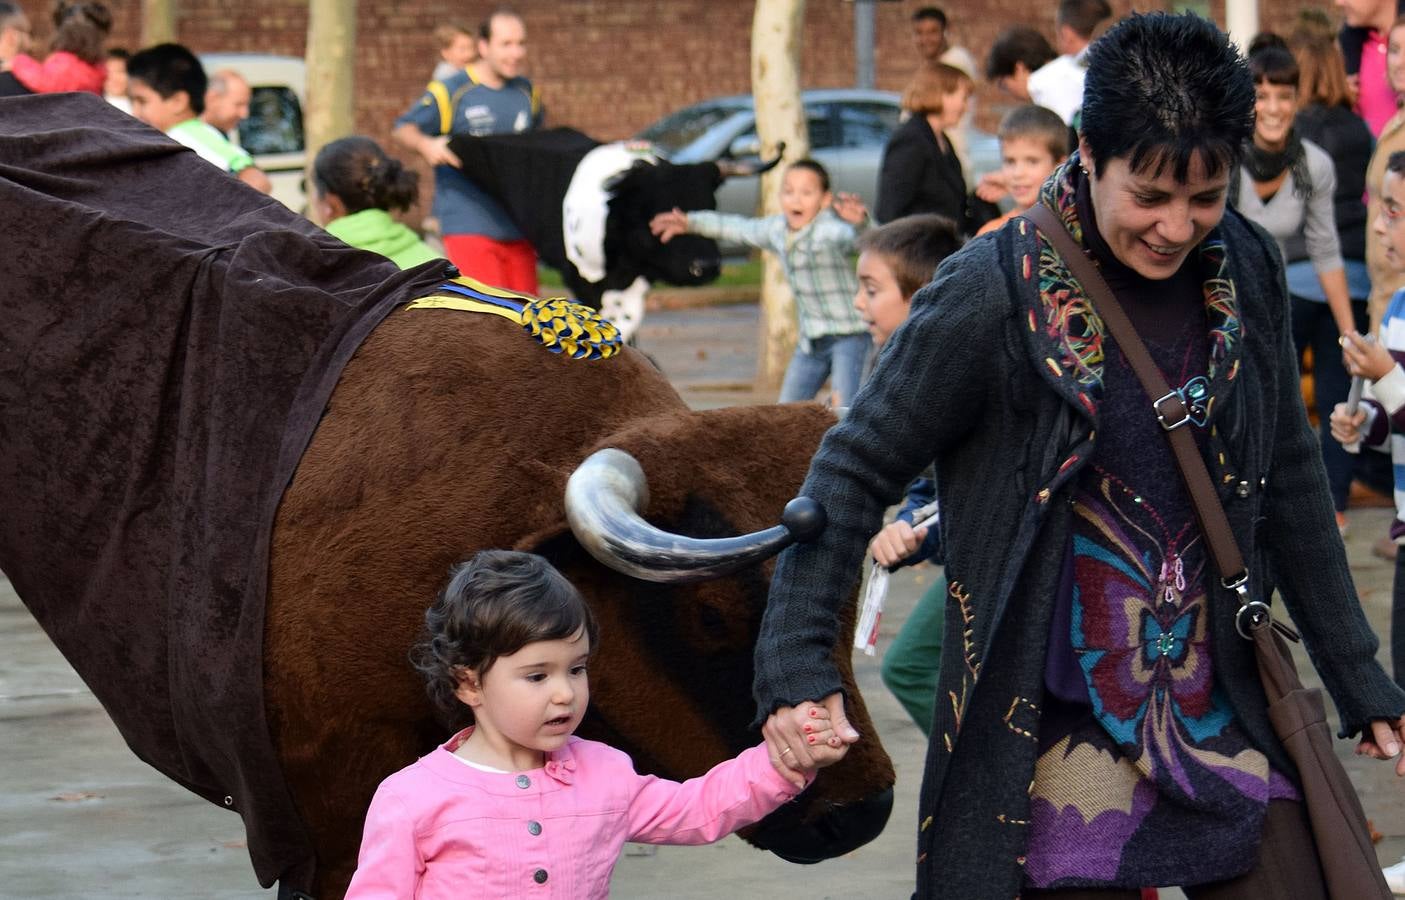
[1289,32,1376,527]
[876,63,985,233]
[756,13,1405,899]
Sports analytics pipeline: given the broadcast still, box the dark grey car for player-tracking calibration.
[636,88,999,221]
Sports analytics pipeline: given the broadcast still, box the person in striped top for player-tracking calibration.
[1332,146,1405,894]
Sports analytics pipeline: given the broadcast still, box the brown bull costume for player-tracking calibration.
[0,94,895,897]
[0,94,448,889]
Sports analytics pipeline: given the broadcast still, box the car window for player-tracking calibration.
[638,104,743,156]
[727,105,836,156]
[805,103,836,150]
[837,102,900,148]
[237,86,304,155]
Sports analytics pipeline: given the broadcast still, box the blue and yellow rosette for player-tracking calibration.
[406,276,623,360]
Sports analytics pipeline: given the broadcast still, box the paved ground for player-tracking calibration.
[2,302,1402,898]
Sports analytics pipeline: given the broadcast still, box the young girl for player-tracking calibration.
[311,135,442,270]
[345,550,834,899]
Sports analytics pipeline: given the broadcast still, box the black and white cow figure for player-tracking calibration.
[448,127,779,340]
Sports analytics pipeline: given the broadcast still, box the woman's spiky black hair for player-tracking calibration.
[1081,12,1255,183]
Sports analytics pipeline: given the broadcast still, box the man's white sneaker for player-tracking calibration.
[1383,855,1405,895]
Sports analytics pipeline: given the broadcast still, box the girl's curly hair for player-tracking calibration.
[411,550,598,720]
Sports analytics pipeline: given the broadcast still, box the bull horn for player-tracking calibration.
[564,447,825,583]
[716,140,788,179]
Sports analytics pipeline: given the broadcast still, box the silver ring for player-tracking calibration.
[780,747,793,756]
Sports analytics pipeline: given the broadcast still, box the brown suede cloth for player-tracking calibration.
[0,93,452,889]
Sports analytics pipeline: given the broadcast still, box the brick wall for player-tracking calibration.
[18,0,1338,214]
[24,0,1340,141]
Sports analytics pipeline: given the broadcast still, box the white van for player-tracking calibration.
[200,53,307,213]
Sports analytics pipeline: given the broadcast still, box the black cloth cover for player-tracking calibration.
[0,93,452,888]
[448,126,601,272]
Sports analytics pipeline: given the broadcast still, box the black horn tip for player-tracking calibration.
[781,497,826,543]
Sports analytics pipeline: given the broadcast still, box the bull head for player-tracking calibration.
[604,159,723,289]
[563,446,893,863]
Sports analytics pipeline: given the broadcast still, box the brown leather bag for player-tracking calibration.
[1026,203,1391,898]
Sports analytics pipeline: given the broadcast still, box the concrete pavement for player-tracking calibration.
[2,302,1402,898]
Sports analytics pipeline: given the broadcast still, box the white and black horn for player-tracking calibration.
[716,140,787,179]
[564,447,825,583]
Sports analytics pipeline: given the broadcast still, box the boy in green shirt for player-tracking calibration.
[126,43,270,194]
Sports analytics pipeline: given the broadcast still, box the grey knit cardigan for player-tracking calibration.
[753,201,1405,899]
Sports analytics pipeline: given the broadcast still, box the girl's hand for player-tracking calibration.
[1342,331,1395,382]
[1329,402,1367,446]
[832,192,869,225]
[868,520,927,569]
[649,208,689,243]
[1355,717,1405,777]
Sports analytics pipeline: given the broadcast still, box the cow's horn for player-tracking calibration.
[564,447,825,583]
[716,140,788,179]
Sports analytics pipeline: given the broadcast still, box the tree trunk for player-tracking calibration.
[304,0,357,222]
[750,0,808,395]
[140,0,176,46]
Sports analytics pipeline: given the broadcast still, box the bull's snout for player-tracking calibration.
[748,786,894,864]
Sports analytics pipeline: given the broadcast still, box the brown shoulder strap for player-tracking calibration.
[1023,203,1247,588]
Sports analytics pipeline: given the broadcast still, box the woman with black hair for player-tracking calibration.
[754,13,1405,899]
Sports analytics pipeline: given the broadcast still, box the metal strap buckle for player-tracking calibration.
[1154,390,1191,431]
[1224,574,1267,640]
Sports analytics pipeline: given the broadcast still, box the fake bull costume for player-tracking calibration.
[0,93,615,890]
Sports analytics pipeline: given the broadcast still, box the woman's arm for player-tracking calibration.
[752,246,1001,723]
[1302,147,1352,334]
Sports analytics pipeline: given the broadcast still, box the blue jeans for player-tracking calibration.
[778,332,872,405]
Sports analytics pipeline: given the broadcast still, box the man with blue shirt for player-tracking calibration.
[393,7,543,293]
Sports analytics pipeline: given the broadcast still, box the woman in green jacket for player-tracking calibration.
[312,135,442,270]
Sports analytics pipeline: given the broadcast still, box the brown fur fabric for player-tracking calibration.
[0,93,452,893]
[267,308,894,897]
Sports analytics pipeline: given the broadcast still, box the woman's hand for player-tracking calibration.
[1329,402,1367,446]
[1342,330,1395,382]
[1355,716,1405,777]
[762,693,861,788]
[868,520,927,569]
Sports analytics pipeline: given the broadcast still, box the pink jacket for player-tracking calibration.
[344,728,809,899]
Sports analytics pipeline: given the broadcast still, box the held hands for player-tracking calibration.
[1355,716,1405,777]
[1329,402,1367,447]
[831,192,869,226]
[762,692,861,789]
[417,134,462,168]
[649,207,689,243]
[868,520,928,569]
[1341,330,1394,382]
